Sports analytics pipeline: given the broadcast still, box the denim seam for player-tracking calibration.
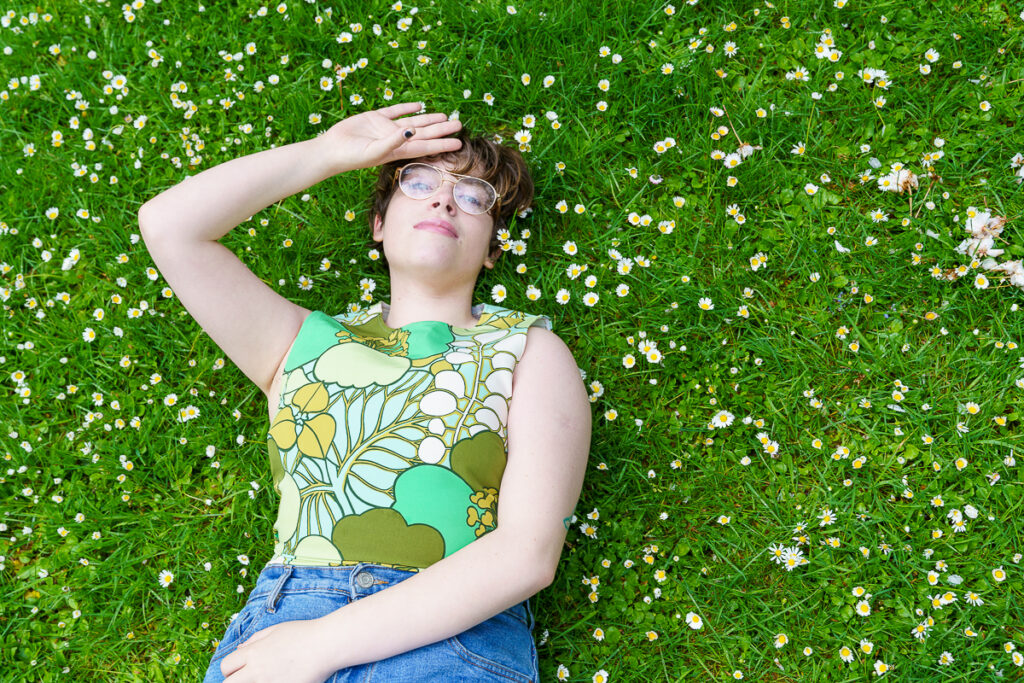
[505,608,528,627]
[208,631,237,666]
[208,606,259,667]
[245,576,369,603]
[446,636,533,683]
[359,660,377,683]
[278,585,354,593]
[502,603,529,627]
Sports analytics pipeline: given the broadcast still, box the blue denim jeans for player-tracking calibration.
[202,562,539,682]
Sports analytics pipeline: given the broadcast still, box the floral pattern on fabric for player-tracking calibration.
[265,302,552,572]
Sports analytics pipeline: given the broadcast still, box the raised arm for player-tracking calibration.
[218,326,592,680]
[138,101,463,243]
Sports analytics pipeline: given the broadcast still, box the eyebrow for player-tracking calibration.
[419,162,488,183]
[426,151,488,179]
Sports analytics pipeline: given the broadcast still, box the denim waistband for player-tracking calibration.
[248,563,416,609]
[247,562,535,631]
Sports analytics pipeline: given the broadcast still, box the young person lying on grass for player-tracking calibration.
[139,101,591,683]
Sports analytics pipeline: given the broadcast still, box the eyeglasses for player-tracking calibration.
[394,163,501,215]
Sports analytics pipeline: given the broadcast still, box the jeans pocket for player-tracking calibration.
[237,602,268,642]
[208,596,267,666]
[446,607,537,683]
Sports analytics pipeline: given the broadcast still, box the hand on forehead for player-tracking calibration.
[418,151,483,178]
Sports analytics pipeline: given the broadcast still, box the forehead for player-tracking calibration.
[417,150,484,178]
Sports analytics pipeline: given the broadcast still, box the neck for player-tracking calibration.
[382,272,480,329]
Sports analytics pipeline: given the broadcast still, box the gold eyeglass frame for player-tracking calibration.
[393,163,502,215]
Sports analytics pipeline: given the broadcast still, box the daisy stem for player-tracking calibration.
[914,177,937,219]
[723,106,744,148]
[803,104,816,153]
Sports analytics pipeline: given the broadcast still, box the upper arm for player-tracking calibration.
[498,326,592,586]
[137,209,312,398]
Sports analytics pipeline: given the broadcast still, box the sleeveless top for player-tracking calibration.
[264,301,553,572]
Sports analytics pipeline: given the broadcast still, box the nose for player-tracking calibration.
[431,178,458,215]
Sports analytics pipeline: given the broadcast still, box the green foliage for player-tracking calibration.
[2,0,1024,681]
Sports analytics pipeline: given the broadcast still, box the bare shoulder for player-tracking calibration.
[518,326,580,374]
[512,326,588,404]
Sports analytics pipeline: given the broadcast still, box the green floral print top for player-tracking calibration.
[264,301,553,572]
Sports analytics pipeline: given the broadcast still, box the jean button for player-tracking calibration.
[356,571,374,588]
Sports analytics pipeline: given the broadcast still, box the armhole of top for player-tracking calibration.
[282,310,324,375]
[527,314,553,332]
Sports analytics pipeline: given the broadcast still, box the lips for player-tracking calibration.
[414,219,457,239]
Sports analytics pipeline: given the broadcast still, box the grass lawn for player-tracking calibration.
[2,0,1023,680]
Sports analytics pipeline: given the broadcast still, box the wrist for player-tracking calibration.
[291,616,344,679]
[304,135,343,179]
[309,134,366,179]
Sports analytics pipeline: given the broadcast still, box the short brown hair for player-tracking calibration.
[368,128,534,265]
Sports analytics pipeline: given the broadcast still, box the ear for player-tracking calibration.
[372,214,384,242]
[483,245,501,270]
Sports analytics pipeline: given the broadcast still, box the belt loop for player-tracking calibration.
[266,564,293,613]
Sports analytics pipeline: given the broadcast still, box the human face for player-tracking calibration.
[372,158,499,279]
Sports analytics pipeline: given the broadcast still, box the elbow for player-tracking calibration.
[536,569,556,592]
[138,203,171,242]
[530,545,563,591]
[138,195,169,231]
[137,203,156,233]
[530,565,555,592]
[511,544,557,592]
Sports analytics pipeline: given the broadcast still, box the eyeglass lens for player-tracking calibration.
[399,164,495,214]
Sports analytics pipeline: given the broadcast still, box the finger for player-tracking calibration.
[246,628,272,644]
[406,118,463,140]
[221,654,242,677]
[395,137,464,159]
[375,101,426,118]
[391,112,452,129]
[384,119,460,154]
[389,125,415,151]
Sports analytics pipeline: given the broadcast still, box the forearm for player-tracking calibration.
[320,529,550,670]
[138,135,334,242]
